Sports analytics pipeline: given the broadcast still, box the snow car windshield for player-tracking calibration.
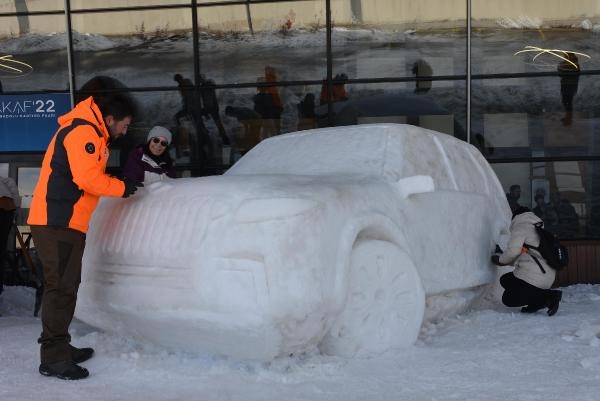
[226,125,403,179]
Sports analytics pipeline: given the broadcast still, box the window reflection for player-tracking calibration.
[318,81,467,141]
[0,15,68,92]
[472,74,599,161]
[491,160,600,239]
[71,8,193,88]
[471,5,600,75]
[330,0,466,82]
[198,2,327,85]
[16,167,38,207]
[222,84,322,158]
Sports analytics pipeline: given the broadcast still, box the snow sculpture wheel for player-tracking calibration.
[320,240,425,357]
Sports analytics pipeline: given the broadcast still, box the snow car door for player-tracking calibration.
[395,129,496,295]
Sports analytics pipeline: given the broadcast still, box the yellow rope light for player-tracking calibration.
[514,46,590,69]
[0,54,34,77]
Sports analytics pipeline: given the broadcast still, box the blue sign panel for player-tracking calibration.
[0,93,71,152]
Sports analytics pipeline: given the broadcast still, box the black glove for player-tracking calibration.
[491,254,501,265]
[494,244,503,254]
[122,178,144,198]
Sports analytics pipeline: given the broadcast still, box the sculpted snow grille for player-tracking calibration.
[92,196,211,289]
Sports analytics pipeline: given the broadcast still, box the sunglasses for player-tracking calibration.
[151,137,168,147]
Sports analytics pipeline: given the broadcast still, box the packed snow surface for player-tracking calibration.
[1,283,599,400]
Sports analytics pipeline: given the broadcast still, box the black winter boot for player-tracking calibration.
[39,361,89,380]
[70,344,94,364]
[546,290,563,316]
[520,304,545,313]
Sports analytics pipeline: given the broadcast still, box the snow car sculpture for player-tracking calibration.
[76,123,511,360]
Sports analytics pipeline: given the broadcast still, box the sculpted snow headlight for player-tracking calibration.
[234,198,320,223]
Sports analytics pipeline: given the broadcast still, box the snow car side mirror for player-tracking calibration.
[394,175,434,200]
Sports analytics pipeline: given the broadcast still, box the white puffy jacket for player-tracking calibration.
[498,211,556,289]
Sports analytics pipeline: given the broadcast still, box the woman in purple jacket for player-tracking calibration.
[122,126,176,183]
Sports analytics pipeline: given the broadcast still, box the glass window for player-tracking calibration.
[17,167,38,208]
[198,1,327,85]
[0,15,68,92]
[491,160,598,239]
[318,81,467,140]
[0,163,8,177]
[70,8,193,89]
[330,0,466,82]
[471,1,600,75]
[471,0,600,173]
[472,75,600,161]
[223,86,279,157]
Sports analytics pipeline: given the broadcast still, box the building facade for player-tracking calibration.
[2,1,600,278]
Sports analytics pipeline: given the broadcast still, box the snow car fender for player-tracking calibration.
[322,212,425,356]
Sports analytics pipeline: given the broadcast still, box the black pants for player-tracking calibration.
[499,272,554,309]
[30,225,86,364]
[560,80,579,112]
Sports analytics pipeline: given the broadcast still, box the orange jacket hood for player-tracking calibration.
[57,96,110,142]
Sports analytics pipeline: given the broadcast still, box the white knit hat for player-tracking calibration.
[147,126,172,145]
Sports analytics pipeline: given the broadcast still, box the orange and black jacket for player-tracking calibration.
[28,97,126,233]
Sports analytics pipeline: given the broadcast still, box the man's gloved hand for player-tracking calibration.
[122,178,144,198]
[491,254,501,265]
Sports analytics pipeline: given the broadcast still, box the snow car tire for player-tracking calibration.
[320,240,425,357]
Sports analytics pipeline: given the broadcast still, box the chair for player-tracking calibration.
[6,225,44,316]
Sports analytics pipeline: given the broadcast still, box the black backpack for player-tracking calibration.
[524,222,569,273]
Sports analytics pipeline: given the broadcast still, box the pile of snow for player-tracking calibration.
[1,283,600,400]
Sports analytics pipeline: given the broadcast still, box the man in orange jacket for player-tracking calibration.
[28,93,143,380]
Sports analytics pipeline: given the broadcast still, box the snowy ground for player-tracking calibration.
[1,283,599,401]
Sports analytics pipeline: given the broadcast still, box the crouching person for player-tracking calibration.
[491,206,562,316]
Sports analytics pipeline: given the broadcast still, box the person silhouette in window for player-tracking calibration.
[263,66,283,134]
[319,73,349,105]
[253,77,281,139]
[199,75,229,146]
[550,192,579,238]
[297,93,317,131]
[506,184,522,213]
[411,59,433,94]
[174,73,213,171]
[557,52,580,126]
